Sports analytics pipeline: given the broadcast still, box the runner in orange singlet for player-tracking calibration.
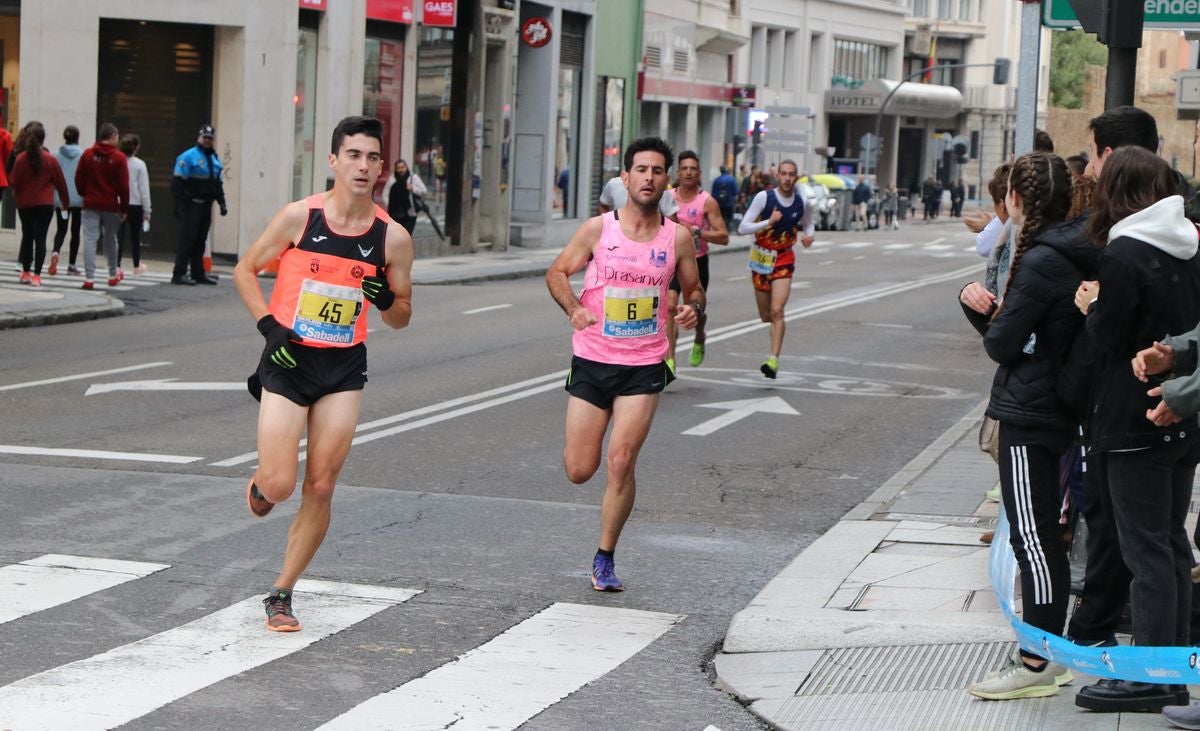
[231,116,413,632]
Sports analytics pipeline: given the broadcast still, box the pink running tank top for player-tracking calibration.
[674,189,712,258]
[572,211,677,366]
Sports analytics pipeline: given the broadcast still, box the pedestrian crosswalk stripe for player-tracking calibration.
[882,243,912,250]
[1,268,173,291]
[0,579,421,731]
[0,554,169,625]
[318,602,683,731]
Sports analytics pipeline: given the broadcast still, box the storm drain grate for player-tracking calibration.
[772,642,1051,730]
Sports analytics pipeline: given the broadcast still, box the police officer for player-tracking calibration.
[171,124,226,285]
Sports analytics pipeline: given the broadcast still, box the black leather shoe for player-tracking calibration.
[193,275,219,285]
[1075,679,1179,712]
[171,275,196,285]
[1171,684,1192,705]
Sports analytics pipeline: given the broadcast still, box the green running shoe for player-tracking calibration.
[665,357,676,376]
[761,356,778,379]
[689,342,705,367]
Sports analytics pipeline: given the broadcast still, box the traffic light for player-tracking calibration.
[953,137,969,164]
[732,134,746,159]
[992,58,1010,85]
[751,121,763,146]
[1099,0,1144,49]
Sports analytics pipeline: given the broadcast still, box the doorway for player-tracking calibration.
[97,19,214,249]
[897,127,925,197]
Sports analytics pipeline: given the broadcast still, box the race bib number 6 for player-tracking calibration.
[294,279,363,344]
[748,245,778,275]
[603,285,659,338]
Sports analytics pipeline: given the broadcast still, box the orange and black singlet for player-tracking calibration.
[268,194,389,348]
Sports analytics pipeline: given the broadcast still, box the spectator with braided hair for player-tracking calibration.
[966,152,1101,701]
[1068,146,1200,714]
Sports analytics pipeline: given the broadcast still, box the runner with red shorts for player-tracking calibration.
[736,159,814,378]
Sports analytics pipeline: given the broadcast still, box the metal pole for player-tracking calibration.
[979,114,986,205]
[1014,1,1041,156]
[1104,47,1137,109]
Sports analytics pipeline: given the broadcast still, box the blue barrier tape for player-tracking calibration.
[992,505,1200,683]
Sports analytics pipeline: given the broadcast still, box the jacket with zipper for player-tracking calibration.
[1087,195,1200,451]
[978,215,1100,432]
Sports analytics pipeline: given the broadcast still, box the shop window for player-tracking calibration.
[415,26,454,212]
[556,11,586,219]
[292,17,318,200]
[363,22,406,200]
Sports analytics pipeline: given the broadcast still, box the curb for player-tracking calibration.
[0,299,125,330]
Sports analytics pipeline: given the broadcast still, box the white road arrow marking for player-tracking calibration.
[85,379,245,395]
[682,396,799,436]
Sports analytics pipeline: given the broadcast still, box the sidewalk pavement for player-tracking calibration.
[713,402,1196,731]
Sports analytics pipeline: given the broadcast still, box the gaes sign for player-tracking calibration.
[424,0,456,27]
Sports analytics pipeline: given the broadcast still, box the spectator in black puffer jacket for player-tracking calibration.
[966,152,1101,702]
[1069,146,1200,715]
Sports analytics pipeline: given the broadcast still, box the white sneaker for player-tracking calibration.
[984,653,1073,686]
[133,263,148,276]
[968,657,1059,700]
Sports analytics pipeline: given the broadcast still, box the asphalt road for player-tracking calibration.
[0,219,995,730]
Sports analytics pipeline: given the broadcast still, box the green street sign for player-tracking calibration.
[1043,0,1200,30]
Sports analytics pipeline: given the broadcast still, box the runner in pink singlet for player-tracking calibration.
[571,210,677,366]
[546,137,704,593]
[666,150,728,370]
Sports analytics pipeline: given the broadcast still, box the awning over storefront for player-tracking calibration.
[825,79,963,119]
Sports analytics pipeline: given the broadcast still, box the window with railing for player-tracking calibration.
[832,38,890,89]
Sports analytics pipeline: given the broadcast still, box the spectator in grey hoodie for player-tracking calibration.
[49,125,83,276]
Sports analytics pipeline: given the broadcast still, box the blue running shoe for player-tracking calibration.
[592,553,624,592]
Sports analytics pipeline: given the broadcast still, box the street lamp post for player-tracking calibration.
[867,59,1011,178]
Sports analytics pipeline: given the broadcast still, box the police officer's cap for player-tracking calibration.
[198,125,215,138]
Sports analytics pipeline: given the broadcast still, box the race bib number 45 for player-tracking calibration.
[603,286,659,338]
[294,279,363,344]
[748,245,778,275]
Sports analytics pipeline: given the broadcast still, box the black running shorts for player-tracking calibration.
[565,355,675,410]
[669,253,709,294]
[257,342,368,407]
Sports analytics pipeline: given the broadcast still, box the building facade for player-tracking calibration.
[11,0,517,260]
[738,0,920,184]
[509,0,598,247]
[903,0,1050,199]
[638,0,748,182]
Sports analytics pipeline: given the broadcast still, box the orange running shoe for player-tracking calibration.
[30,274,41,287]
[18,271,31,284]
[263,589,301,632]
[246,478,274,517]
[48,252,58,276]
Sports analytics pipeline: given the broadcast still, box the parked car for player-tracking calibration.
[803,175,849,230]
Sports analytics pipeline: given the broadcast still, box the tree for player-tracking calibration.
[1049,30,1108,109]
